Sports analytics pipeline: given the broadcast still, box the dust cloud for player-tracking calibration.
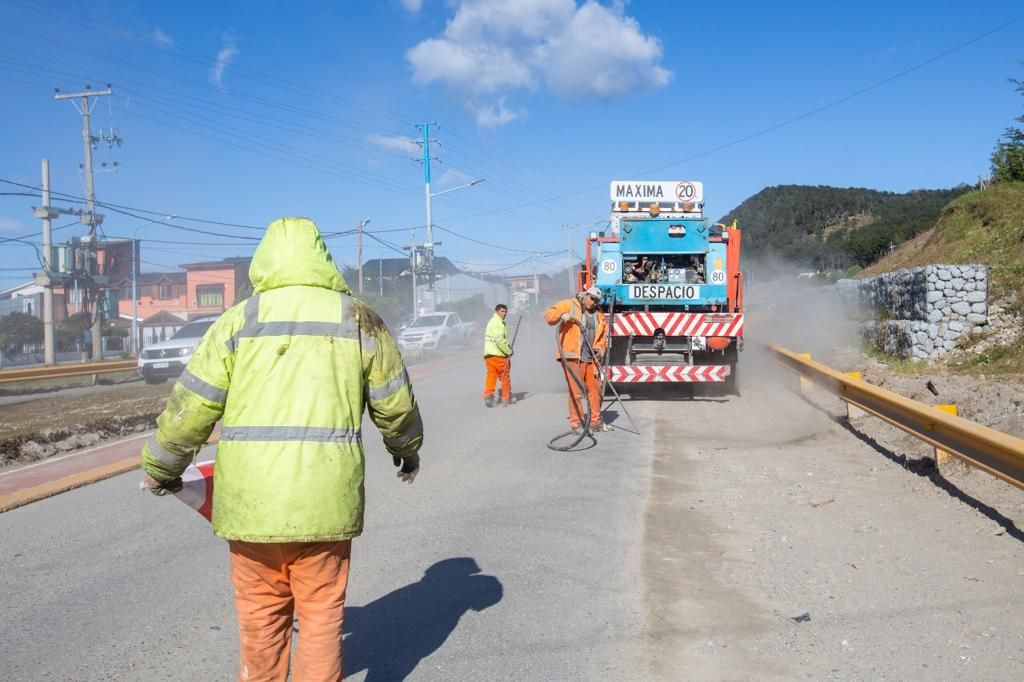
[743,254,862,368]
[731,254,864,441]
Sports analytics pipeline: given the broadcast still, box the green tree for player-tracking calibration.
[353,291,403,328]
[0,312,43,354]
[443,293,490,323]
[56,312,91,349]
[990,62,1024,183]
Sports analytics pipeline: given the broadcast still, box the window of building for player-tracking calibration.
[159,283,174,300]
[197,284,224,308]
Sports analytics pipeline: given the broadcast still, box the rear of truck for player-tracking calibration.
[586,180,744,391]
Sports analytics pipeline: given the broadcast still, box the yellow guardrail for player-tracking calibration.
[0,359,138,385]
[769,344,1024,491]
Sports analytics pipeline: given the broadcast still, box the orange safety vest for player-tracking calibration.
[543,297,607,361]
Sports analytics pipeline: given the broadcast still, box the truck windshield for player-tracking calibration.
[409,315,447,328]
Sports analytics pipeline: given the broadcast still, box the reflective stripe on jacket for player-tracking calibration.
[543,297,607,361]
[141,217,423,542]
[483,314,512,357]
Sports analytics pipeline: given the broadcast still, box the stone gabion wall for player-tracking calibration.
[836,264,989,360]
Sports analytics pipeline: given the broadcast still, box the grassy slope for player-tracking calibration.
[862,182,1024,374]
[863,182,1024,299]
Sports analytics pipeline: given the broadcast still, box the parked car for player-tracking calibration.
[397,311,475,351]
[137,316,219,384]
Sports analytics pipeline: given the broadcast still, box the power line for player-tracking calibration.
[0,0,419,125]
[0,178,265,231]
[425,14,1024,221]
[0,23,413,140]
[0,53,590,226]
[0,219,78,245]
[124,97,424,196]
[362,231,408,257]
[432,223,560,256]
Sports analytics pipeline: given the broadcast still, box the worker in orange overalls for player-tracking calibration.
[483,303,515,407]
[544,286,611,433]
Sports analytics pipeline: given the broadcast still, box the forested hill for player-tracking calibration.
[718,184,971,269]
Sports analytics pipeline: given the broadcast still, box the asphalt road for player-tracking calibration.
[3,338,1024,680]
[0,336,650,681]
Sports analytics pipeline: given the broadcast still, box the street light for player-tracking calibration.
[357,218,370,294]
[131,214,176,355]
[422,177,485,313]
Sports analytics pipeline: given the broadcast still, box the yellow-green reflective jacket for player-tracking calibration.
[483,314,512,357]
[141,217,423,542]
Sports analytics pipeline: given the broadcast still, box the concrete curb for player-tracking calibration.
[0,456,139,513]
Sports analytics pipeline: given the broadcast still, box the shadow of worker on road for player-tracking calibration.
[344,557,503,681]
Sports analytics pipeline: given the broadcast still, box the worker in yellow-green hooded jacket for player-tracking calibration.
[140,217,423,681]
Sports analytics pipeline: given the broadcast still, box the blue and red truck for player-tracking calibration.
[580,180,744,392]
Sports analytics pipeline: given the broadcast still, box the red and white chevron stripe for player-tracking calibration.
[607,365,729,383]
[610,312,743,337]
[175,460,214,522]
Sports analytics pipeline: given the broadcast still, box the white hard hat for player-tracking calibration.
[581,286,602,300]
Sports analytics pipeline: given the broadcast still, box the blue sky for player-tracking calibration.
[1,0,1022,285]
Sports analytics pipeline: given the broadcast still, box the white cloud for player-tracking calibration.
[367,133,420,155]
[210,34,240,89]
[469,98,522,127]
[0,217,25,234]
[400,0,424,14]
[435,168,475,190]
[147,26,174,48]
[406,0,672,126]
[538,2,672,99]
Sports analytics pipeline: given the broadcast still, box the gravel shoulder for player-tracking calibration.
[642,349,1024,680]
[0,383,171,469]
[826,345,1024,530]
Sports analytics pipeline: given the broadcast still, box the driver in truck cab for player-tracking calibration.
[625,255,655,283]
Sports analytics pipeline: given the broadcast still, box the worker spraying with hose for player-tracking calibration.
[544,286,612,439]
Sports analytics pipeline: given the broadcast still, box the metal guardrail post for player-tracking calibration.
[769,344,1024,491]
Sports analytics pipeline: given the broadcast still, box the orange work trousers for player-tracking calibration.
[564,359,602,428]
[483,355,511,401]
[229,540,352,682]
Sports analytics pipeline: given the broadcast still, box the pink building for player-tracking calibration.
[113,272,188,320]
[180,257,252,318]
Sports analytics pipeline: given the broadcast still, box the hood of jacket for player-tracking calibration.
[249,217,351,294]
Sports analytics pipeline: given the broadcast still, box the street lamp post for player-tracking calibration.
[423,178,485,312]
[131,235,138,355]
[357,218,370,294]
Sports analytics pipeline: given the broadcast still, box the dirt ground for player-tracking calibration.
[0,382,173,469]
